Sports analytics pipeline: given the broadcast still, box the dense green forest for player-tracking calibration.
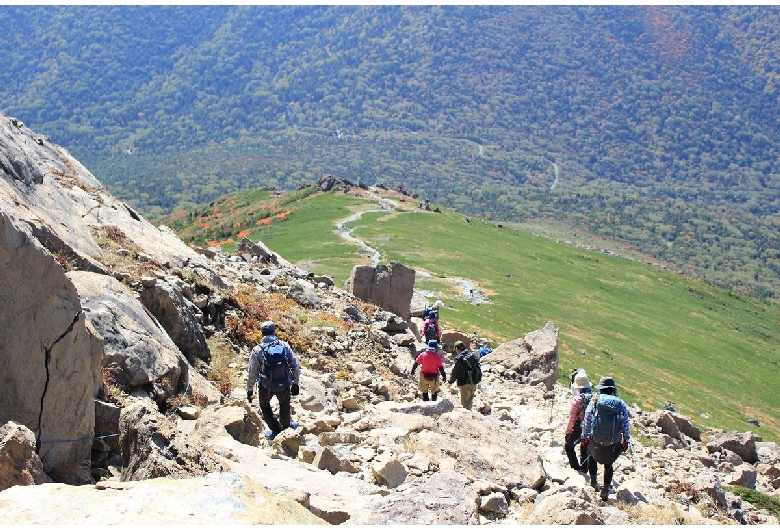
[2,6,780,299]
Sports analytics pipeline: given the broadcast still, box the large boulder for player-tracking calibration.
[345,261,415,320]
[235,236,278,264]
[119,400,223,481]
[352,469,479,525]
[482,321,559,390]
[0,422,50,491]
[0,212,103,473]
[706,431,760,464]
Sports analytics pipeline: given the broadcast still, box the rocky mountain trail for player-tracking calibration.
[1,112,780,524]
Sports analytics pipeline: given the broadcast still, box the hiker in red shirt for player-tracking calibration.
[411,339,447,401]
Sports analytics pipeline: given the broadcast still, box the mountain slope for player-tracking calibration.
[162,181,780,443]
[2,6,780,298]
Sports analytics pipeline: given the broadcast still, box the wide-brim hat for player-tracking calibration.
[595,376,617,390]
[427,339,440,350]
[573,372,591,390]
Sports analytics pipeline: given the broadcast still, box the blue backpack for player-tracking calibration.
[259,340,291,393]
[590,394,624,446]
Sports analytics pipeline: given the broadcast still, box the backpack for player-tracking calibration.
[423,318,438,342]
[259,340,291,393]
[589,394,624,446]
[460,351,482,385]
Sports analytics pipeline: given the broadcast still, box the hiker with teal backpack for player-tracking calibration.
[246,321,301,440]
[448,340,482,410]
[411,339,446,401]
[564,369,592,471]
[580,376,631,502]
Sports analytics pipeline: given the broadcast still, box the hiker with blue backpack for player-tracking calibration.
[564,369,592,471]
[580,376,631,502]
[411,339,447,401]
[448,340,482,410]
[246,321,301,440]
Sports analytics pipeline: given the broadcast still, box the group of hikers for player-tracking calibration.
[564,369,631,501]
[246,307,631,502]
[411,304,486,410]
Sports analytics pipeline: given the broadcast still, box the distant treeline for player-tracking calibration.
[2,5,780,299]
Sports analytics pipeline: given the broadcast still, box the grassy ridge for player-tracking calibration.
[167,189,780,442]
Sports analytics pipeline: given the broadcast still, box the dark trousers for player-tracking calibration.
[586,442,621,490]
[257,386,291,435]
[564,421,586,470]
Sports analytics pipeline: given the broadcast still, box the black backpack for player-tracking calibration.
[590,394,624,446]
[423,319,438,342]
[460,351,482,385]
[259,340,291,393]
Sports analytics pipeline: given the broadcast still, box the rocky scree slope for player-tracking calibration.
[0,112,779,524]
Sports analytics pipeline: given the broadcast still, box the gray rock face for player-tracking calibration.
[345,261,415,320]
[138,275,210,364]
[0,213,102,473]
[69,271,221,407]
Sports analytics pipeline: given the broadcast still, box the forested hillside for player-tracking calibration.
[2,5,780,299]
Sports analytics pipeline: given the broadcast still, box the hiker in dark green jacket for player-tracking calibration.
[448,341,481,410]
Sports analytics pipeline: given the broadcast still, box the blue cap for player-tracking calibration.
[427,339,440,350]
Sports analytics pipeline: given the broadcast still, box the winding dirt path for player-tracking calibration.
[336,189,491,304]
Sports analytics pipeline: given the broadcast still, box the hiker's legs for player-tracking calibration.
[586,445,598,488]
[603,446,620,492]
[430,377,441,400]
[277,388,292,429]
[258,390,283,435]
[603,461,614,492]
[460,384,476,410]
[564,432,580,470]
[418,374,431,394]
[419,376,434,401]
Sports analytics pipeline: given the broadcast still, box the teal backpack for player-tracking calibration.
[590,394,623,446]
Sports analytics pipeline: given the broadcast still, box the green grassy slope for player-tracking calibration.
[166,188,780,443]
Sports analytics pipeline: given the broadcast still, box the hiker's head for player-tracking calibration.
[260,320,276,336]
[572,371,591,390]
[595,376,617,395]
[427,339,440,351]
[454,340,466,352]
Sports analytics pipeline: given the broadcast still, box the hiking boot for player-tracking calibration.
[265,429,276,441]
[421,393,429,401]
[289,421,298,430]
[600,489,609,502]
[590,477,599,491]
[431,392,438,401]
